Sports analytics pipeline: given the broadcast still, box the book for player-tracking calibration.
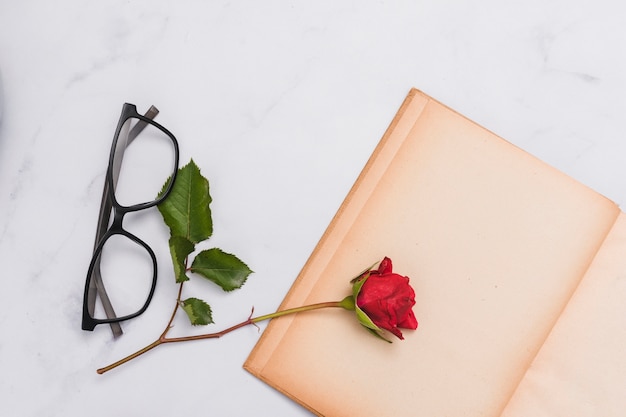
[243,88,626,417]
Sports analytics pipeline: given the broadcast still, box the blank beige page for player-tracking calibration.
[244,89,620,417]
[501,211,626,417]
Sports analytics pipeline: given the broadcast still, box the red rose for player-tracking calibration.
[354,257,418,340]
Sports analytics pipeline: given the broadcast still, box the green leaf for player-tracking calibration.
[355,305,391,343]
[157,159,213,244]
[352,271,370,300]
[354,302,381,332]
[181,297,213,326]
[339,295,356,311]
[364,327,393,343]
[349,262,377,284]
[190,248,253,291]
[168,236,195,283]
[351,273,392,343]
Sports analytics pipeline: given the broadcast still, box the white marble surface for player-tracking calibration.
[1,1,625,416]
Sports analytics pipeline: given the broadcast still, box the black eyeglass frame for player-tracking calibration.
[81,103,179,335]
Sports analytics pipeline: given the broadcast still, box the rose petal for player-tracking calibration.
[377,257,393,275]
[398,309,418,330]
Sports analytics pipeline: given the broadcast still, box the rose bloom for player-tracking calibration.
[355,257,418,340]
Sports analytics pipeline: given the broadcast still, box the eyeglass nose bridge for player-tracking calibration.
[82,228,158,331]
[109,207,127,230]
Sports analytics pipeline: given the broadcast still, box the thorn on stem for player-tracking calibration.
[248,306,260,332]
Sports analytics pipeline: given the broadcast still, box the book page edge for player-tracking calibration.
[243,88,430,375]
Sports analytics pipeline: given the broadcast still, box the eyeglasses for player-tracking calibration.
[82,103,179,337]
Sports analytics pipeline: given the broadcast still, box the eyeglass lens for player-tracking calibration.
[112,116,177,207]
[89,234,154,320]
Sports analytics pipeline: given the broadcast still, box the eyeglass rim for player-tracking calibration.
[81,229,158,331]
[106,103,180,212]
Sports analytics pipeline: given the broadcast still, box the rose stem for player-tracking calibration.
[96,299,349,374]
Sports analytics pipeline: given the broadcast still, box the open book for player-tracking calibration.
[244,89,626,416]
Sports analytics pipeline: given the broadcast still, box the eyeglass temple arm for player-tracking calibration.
[89,105,159,338]
[128,105,159,145]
